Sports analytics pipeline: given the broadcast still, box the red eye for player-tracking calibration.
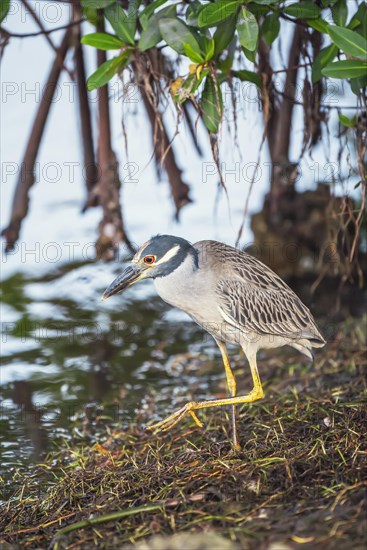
[144,255,155,265]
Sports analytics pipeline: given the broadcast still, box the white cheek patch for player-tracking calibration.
[155,245,180,266]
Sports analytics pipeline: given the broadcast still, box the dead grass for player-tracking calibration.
[1,318,366,550]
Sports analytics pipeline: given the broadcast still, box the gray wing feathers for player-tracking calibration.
[217,279,324,342]
[195,240,325,345]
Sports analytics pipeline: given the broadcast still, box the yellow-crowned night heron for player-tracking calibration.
[102,235,325,449]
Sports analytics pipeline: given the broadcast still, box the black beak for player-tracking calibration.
[101,264,144,301]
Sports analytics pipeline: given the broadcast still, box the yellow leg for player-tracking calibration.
[216,340,240,450]
[148,353,264,438]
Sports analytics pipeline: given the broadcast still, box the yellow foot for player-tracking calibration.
[147,402,203,433]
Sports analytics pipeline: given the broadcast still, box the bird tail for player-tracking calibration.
[291,334,326,361]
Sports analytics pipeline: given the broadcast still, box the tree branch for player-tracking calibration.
[93,15,134,258]
[131,49,192,219]
[20,0,74,80]
[1,18,84,39]
[72,6,98,207]
[271,25,304,166]
[141,89,192,219]
[2,28,72,251]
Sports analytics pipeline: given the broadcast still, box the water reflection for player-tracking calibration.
[11,381,48,458]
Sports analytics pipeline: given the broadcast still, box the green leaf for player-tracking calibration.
[242,46,256,63]
[87,52,130,91]
[306,18,329,34]
[81,0,115,8]
[140,0,169,28]
[81,32,124,50]
[159,17,201,55]
[262,13,280,45]
[213,15,237,56]
[104,4,135,45]
[183,43,205,63]
[248,5,270,18]
[201,75,223,133]
[82,6,99,25]
[328,26,367,61]
[321,60,367,79]
[331,0,348,27]
[198,0,240,28]
[138,4,177,51]
[350,74,367,95]
[251,0,277,4]
[0,0,10,24]
[232,69,262,88]
[312,43,338,83]
[283,2,321,19]
[127,0,141,37]
[348,3,367,36]
[237,8,258,52]
[138,23,161,51]
[217,37,236,73]
[202,37,215,62]
[186,1,205,27]
[338,114,355,127]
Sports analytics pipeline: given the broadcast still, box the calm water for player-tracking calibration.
[0,260,225,479]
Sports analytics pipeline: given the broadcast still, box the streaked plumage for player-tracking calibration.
[197,240,324,358]
[102,235,325,449]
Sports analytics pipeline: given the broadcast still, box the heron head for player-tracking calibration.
[101,235,197,300]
